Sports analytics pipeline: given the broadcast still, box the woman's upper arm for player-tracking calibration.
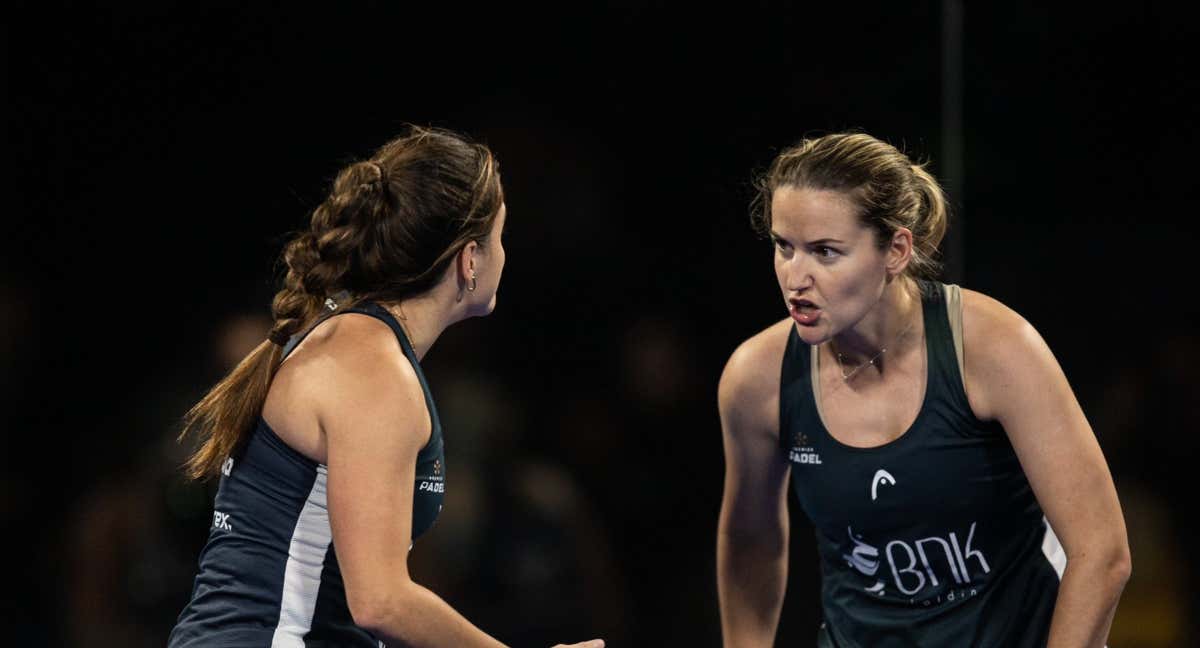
[316,328,431,616]
[718,325,792,536]
[964,292,1129,563]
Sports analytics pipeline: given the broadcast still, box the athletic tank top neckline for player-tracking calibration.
[792,281,942,454]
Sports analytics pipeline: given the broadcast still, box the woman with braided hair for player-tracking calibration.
[169,126,603,648]
[716,133,1130,646]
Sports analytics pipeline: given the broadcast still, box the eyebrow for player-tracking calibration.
[769,232,846,246]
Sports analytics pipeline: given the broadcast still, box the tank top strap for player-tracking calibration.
[343,303,443,459]
[279,323,311,360]
[341,302,420,366]
[917,280,978,424]
[779,324,823,452]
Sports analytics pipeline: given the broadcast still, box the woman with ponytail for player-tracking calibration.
[716,133,1129,647]
[169,126,603,648]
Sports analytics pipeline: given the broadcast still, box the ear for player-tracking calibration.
[885,227,913,278]
[456,240,479,285]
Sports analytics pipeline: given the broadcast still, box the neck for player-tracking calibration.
[831,276,921,366]
[380,281,469,361]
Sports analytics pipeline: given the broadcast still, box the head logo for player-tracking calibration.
[871,469,896,501]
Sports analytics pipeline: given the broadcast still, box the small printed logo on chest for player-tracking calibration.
[871,469,896,501]
[418,459,446,493]
[788,432,823,465]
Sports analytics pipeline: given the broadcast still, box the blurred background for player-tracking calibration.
[5,2,1197,646]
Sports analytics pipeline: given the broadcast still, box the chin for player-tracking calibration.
[792,322,833,347]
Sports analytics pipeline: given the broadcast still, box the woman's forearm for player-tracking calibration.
[354,580,508,648]
[1045,550,1131,648]
[717,528,789,648]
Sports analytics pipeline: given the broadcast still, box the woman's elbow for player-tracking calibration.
[1109,542,1132,587]
[347,586,412,637]
[347,592,391,635]
[1065,533,1131,593]
[1078,537,1132,591]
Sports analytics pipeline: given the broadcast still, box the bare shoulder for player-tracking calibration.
[266,313,426,461]
[960,288,1045,357]
[310,314,424,409]
[719,318,794,432]
[959,288,1059,419]
[281,313,418,394]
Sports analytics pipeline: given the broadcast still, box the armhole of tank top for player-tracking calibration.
[943,283,967,390]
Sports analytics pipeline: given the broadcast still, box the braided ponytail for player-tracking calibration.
[179,126,503,479]
[268,233,324,345]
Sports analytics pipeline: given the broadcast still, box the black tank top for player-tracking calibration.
[169,301,445,647]
[780,282,1064,647]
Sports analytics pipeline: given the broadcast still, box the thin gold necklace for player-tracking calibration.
[831,313,918,381]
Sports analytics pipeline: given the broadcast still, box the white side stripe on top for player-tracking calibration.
[272,465,332,647]
[1040,516,1067,580]
[1044,519,1106,646]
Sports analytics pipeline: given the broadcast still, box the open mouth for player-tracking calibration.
[789,299,822,325]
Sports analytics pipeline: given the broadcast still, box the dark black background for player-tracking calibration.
[6,3,1197,646]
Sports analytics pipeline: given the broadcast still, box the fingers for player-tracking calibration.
[552,641,605,648]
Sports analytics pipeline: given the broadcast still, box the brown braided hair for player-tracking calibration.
[179,126,504,479]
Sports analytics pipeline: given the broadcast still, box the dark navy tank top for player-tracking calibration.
[169,301,445,647]
[780,282,1064,647]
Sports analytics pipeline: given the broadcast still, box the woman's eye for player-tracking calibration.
[815,246,838,258]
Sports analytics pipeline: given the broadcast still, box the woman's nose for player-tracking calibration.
[783,255,814,292]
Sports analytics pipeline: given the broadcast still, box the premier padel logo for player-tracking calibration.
[418,459,445,493]
[787,431,823,465]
